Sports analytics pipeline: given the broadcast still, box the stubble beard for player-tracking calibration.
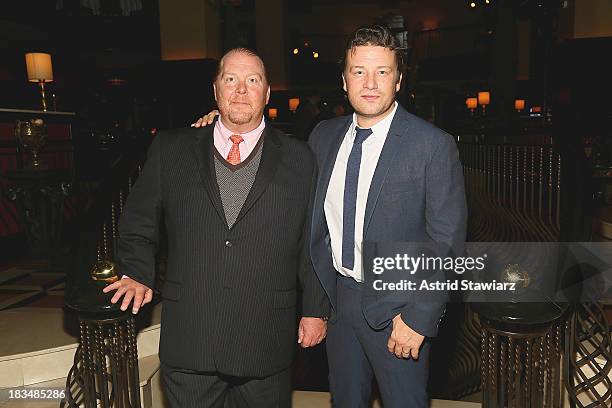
[220,100,254,126]
[352,98,393,120]
[227,110,253,125]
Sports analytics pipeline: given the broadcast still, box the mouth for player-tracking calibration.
[361,95,380,102]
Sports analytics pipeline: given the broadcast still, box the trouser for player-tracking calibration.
[326,275,430,408]
[161,363,292,408]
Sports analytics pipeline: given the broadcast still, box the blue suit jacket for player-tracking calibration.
[308,104,467,337]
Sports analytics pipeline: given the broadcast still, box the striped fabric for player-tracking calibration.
[118,124,329,378]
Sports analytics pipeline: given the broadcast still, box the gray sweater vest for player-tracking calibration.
[213,138,263,228]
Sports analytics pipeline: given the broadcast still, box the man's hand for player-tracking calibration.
[297,317,327,348]
[102,276,153,314]
[191,110,219,128]
[387,314,425,359]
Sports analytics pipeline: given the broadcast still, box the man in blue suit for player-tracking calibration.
[308,25,467,407]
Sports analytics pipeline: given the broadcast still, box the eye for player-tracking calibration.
[224,76,235,83]
[378,70,389,76]
[354,69,364,76]
[248,77,260,84]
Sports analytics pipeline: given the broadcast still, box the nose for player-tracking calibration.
[364,73,377,90]
[236,79,247,94]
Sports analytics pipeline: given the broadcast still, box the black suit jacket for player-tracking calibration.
[118,122,329,377]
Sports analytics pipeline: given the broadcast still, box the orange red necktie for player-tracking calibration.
[226,134,243,165]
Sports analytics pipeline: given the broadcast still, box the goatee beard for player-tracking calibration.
[228,111,253,125]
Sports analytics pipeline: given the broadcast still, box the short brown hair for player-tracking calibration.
[215,47,268,84]
[341,25,405,76]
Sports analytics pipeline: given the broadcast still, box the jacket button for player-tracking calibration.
[225,240,232,247]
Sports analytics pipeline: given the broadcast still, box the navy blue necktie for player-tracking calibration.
[342,126,373,270]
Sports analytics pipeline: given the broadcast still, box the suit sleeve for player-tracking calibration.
[117,135,163,289]
[298,150,330,317]
[400,133,467,337]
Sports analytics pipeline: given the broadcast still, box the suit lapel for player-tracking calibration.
[232,126,281,227]
[362,107,410,237]
[312,116,353,230]
[193,124,228,226]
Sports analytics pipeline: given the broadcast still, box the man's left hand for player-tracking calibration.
[298,317,327,348]
[387,314,425,359]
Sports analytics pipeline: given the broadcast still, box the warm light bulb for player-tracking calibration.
[478,91,490,106]
[293,48,299,55]
[466,97,478,110]
[268,108,278,120]
[289,98,300,112]
[313,51,319,59]
[470,2,476,8]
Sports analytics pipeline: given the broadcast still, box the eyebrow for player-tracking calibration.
[222,72,263,78]
[350,65,393,69]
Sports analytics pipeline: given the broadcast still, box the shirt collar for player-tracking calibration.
[350,101,398,141]
[216,116,266,148]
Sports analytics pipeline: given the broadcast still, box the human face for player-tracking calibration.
[214,52,270,133]
[342,46,401,128]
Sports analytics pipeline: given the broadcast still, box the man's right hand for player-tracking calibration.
[102,276,153,314]
[191,110,219,128]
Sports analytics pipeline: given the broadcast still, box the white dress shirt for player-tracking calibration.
[324,102,398,282]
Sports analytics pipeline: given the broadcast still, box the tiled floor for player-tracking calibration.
[0,262,65,311]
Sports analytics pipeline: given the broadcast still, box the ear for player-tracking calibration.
[265,85,270,105]
[395,72,403,93]
[213,83,218,102]
[342,73,347,93]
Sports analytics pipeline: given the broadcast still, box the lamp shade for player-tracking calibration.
[25,53,53,82]
[514,99,525,111]
[466,97,478,109]
[288,98,300,112]
[477,91,490,106]
[268,107,278,120]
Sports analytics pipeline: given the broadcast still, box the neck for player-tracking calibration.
[220,116,262,134]
[355,101,396,128]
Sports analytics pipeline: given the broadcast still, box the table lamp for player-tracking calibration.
[25,53,54,111]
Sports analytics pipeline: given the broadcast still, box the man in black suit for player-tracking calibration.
[103,48,329,407]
